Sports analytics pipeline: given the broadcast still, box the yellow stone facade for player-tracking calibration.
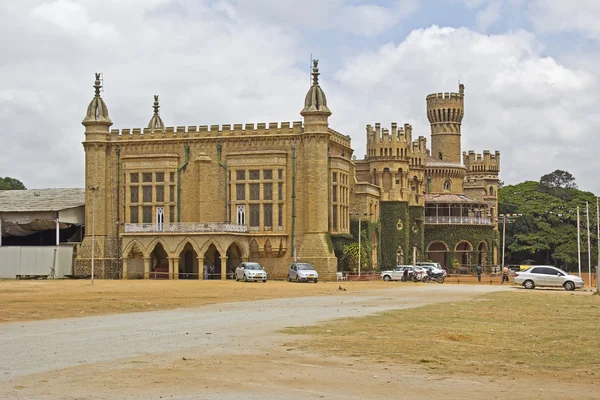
[74,68,500,279]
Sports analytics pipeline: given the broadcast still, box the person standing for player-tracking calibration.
[502,266,509,284]
[203,264,208,280]
[476,264,482,282]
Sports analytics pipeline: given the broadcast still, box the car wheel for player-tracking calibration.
[314,278,318,283]
[243,274,248,282]
[287,275,291,282]
[383,275,391,282]
[296,275,300,283]
[564,281,575,291]
[263,279,267,283]
[523,280,535,289]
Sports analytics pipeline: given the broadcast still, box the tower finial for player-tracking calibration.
[312,59,320,86]
[153,95,160,115]
[94,73,102,97]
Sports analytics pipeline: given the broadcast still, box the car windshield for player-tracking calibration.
[297,264,314,271]
[245,263,263,270]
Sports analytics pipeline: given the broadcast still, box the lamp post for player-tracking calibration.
[88,186,99,285]
[354,212,370,278]
[499,213,521,273]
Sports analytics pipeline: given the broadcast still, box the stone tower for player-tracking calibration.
[463,150,501,219]
[77,73,119,277]
[426,83,464,164]
[297,60,337,274]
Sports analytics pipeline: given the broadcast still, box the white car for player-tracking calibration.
[380,265,419,281]
[235,262,267,282]
[416,262,447,277]
[513,265,584,291]
[288,262,318,283]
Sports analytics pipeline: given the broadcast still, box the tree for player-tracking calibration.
[341,242,369,272]
[0,177,26,190]
[540,170,577,189]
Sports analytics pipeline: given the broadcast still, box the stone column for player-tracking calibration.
[220,255,228,280]
[143,257,151,280]
[168,258,175,280]
[173,258,180,280]
[122,258,128,280]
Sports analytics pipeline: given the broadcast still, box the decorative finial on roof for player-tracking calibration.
[94,72,102,97]
[147,94,165,131]
[153,95,160,115]
[312,59,320,86]
[82,72,112,126]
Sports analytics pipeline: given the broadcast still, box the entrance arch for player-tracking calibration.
[427,241,449,268]
[203,243,221,280]
[226,242,244,279]
[478,241,488,268]
[125,241,144,279]
[179,243,199,280]
[149,242,169,279]
[455,241,473,268]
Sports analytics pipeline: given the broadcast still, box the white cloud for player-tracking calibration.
[235,0,419,36]
[329,26,597,191]
[528,0,600,40]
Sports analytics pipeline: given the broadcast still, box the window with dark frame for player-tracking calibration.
[130,186,139,203]
[249,170,260,180]
[155,186,164,202]
[250,183,260,200]
[236,184,245,200]
[155,172,164,182]
[263,183,272,200]
[130,206,139,223]
[142,186,152,202]
[130,173,139,183]
[142,206,152,223]
[264,204,272,227]
[249,204,260,227]
[236,170,245,180]
[142,172,152,183]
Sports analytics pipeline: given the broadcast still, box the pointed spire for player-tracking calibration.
[301,59,331,116]
[82,72,112,126]
[147,94,165,131]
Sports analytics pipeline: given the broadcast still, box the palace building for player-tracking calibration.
[74,61,499,279]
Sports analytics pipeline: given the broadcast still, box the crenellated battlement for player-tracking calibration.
[366,122,413,143]
[110,121,304,140]
[463,150,501,173]
[426,84,465,125]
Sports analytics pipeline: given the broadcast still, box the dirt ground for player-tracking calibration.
[1,282,599,399]
[0,279,386,323]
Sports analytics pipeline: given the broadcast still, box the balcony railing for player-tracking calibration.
[424,216,492,225]
[124,222,249,233]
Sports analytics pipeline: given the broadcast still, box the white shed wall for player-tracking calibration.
[0,246,74,279]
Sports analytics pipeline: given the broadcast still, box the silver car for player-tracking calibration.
[288,262,318,283]
[380,265,412,281]
[235,262,267,282]
[513,265,584,291]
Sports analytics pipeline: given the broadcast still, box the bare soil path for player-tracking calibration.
[1,284,597,399]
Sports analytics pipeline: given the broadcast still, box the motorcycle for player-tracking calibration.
[422,270,445,284]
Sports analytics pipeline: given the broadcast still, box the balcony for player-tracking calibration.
[424,216,492,225]
[124,222,249,234]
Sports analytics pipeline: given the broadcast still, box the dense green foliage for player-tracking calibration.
[499,179,598,271]
[0,177,26,190]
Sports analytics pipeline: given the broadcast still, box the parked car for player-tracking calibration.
[235,262,267,282]
[288,262,318,283]
[513,265,584,291]
[380,265,419,281]
[415,262,447,277]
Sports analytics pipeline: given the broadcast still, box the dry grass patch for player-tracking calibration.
[283,290,600,383]
[0,279,388,323]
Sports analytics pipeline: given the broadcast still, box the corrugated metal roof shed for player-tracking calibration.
[0,188,85,212]
[425,194,477,203]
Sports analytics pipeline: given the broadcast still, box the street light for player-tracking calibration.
[88,186,100,285]
[499,213,521,273]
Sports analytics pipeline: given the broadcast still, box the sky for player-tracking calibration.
[1,0,599,193]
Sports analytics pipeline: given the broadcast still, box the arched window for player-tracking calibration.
[489,186,495,196]
[438,151,443,160]
[443,180,451,191]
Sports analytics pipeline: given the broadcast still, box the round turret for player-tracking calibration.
[426,83,464,164]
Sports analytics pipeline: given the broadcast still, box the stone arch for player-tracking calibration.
[198,239,225,256]
[427,241,449,268]
[443,179,451,191]
[148,241,169,279]
[438,151,443,160]
[178,242,199,280]
[382,167,392,193]
[174,239,202,259]
[478,241,488,268]
[249,239,259,259]
[489,186,495,196]
[202,243,223,280]
[455,241,473,268]
[124,240,145,279]
[226,240,246,279]
[145,237,172,258]
[123,239,145,260]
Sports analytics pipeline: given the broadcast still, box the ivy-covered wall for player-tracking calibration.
[424,225,498,270]
[380,202,425,268]
[331,220,380,272]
